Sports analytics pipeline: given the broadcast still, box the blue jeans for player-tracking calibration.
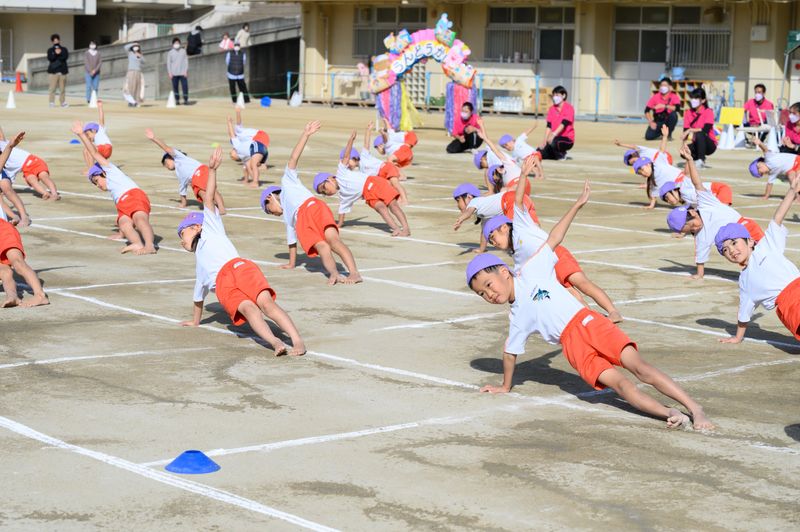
[171,75,189,102]
[85,72,100,102]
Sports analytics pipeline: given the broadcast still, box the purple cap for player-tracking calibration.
[498,134,514,146]
[177,211,204,237]
[452,183,481,199]
[313,172,333,193]
[623,149,638,166]
[83,122,100,133]
[666,206,689,233]
[260,186,281,211]
[87,163,104,182]
[715,223,751,254]
[749,158,764,178]
[466,253,508,287]
[374,137,384,147]
[659,181,679,200]
[473,150,487,169]
[486,164,502,182]
[340,148,360,160]
[482,214,512,241]
[632,157,653,174]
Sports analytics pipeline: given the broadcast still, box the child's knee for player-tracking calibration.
[315,240,332,254]
[237,299,259,317]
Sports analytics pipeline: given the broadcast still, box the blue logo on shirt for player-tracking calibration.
[531,288,550,302]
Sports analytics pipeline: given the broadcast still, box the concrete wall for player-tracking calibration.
[1,13,75,72]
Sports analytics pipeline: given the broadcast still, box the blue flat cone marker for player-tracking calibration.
[69,139,80,144]
[165,450,220,474]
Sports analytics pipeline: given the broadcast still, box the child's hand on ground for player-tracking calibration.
[453,219,463,231]
[279,262,296,270]
[208,147,223,169]
[304,121,321,136]
[179,320,199,327]
[479,384,510,394]
[70,121,84,135]
[144,128,155,140]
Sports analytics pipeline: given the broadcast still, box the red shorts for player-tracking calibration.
[191,165,209,201]
[737,216,764,242]
[501,190,539,224]
[403,131,418,147]
[363,175,399,208]
[378,162,401,180]
[215,257,276,326]
[115,188,151,223]
[295,197,337,258]
[392,145,413,168]
[506,177,532,197]
[253,130,270,147]
[22,155,49,178]
[97,144,113,159]
[554,245,582,288]
[775,277,800,341]
[0,219,24,265]
[710,182,732,205]
[791,156,800,174]
[560,308,637,390]
[524,151,543,164]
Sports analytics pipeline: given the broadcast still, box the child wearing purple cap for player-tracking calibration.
[81,101,113,171]
[261,121,361,285]
[375,117,416,169]
[498,125,545,177]
[0,130,34,227]
[465,187,712,429]
[716,179,800,343]
[145,128,227,212]
[0,126,58,205]
[748,137,800,201]
[316,130,410,237]
[0,133,48,308]
[225,107,270,187]
[452,183,500,254]
[613,125,673,168]
[177,147,305,356]
[73,120,156,255]
[362,122,408,204]
[475,119,537,192]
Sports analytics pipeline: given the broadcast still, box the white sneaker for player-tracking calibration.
[49,102,55,107]
[694,159,704,169]
[61,102,69,108]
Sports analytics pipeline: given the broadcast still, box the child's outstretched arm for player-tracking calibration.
[452,206,477,230]
[205,147,223,211]
[288,121,321,170]
[363,121,374,150]
[522,122,537,137]
[514,157,537,208]
[97,100,106,126]
[613,139,637,150]
[680,143,703,190]
[658,124,669,153]
[476,118,505,161]
[226,117,236,140]
[341,129,357,166]
[144,128,175,156]
[773,177,800,225]
[0,195,15,222]
[0,127,6,142]
[753,137,769,154]
[71,121,109,166]
[235,106,243,126]
[546,180,590,250]
[0,131,24,170]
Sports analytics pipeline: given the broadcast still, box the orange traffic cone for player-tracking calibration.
[14,72,23,93]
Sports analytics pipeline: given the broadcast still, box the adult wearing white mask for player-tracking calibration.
[781,102,800,155]
[167,37,189,105]
[123,41,145,107]
[446,102,482,153]
[226,42,250,104]
[537,85,575,160]
[83,40,102,104]
[644,78,680,141]
[682,88,717,168]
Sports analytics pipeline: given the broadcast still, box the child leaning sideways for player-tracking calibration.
[466,183,713,430]
[81,100,113,169]
[0,126,59,204]
[178,147,305,355]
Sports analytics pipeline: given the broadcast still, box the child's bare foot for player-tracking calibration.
[217,207,227,215]
[20,294,49,307]
[42,191,51,200]
[248,181,259,189]
[273,343,288,357]
[327,275,339,286]
[120,243,144,254]
[395,228,411,237]
[2,296,20,308]
[666,408,690,429]
[344,273,363,284]
[691,410,714,431]
[608,310,623,323]
[390,228,401,236]
[761,194,770,200]
[288,344,306,356]
[139,245,157,255]
[19,215,31,227]
[338,274,362,285]
[9,215,20,226]
[107,231,124,240]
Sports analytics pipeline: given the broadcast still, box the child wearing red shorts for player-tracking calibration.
[0,133,48,307]
[375,117,415,171]
[316,130,411,237]
[717,179,800,344]
[178,148,305,355]
[82,100,114,166]
[466,183,713,430]
[361,121,408,204]
[145,128,226,212]
[261,121,362,286]
[73,121,156,255]
[0,126,59,204]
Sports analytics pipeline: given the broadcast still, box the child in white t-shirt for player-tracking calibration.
[748,137,800,201]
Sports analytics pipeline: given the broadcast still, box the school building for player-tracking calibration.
[292,1,800,116]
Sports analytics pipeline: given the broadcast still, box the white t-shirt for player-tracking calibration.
[172,150,201,197]
[677,180,714,206]
[636,146,672,166]
[695,190,742,265]
[511,203,549,270]
[280,166,313,246]
[193,206,240,302]
[94,125,112,146]
[359,150,384,176]
[466,193,503,220]
[0,202,7,222]
[500,157,522,186]
[505,244,585,351]
[384,130,406,155]
[487,150,503,168]
[102,163,138,203]
[650,164,684,198]
[512,133,536,162]
[737,221,800,322]
[764,151,798,184]
[335,162,368,214]
[0,140,30,178]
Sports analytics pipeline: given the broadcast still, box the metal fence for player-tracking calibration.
[669,29,731,70]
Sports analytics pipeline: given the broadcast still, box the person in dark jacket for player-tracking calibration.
[187,26,203,56]
[226,43,250,104]
[47,34,69,108]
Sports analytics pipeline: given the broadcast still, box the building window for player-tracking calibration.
[613,6,730,69]
[353,6,427,58]
[485,6,574,62]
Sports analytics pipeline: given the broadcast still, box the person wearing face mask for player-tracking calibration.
[537,86,574,160]
[446,102,482,153]
[226,43,251,104]
[47,34,69,108]
[780,102,800,155]
[167,38,189,105]
[682,88,717,167]
[123,42,145,107]
[743,84,774,128]
[644,78,680,141]
[83,40,102,104]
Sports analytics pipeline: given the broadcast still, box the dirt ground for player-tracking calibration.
[1,93,799,531]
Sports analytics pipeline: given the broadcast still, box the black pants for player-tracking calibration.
[446,132,483,153]
[538,136,574,160]
[779,145,800,155]
[644,112,678,140]
[688,130,717,161]
[171,75,188,103]
[228,78,250,103]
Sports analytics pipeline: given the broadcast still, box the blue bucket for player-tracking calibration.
[671,67,686,81]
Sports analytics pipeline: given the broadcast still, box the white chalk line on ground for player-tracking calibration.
[0,416,337,531]
[0,347,212,371]
[578,258,737,284]
[47,278,196,292]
